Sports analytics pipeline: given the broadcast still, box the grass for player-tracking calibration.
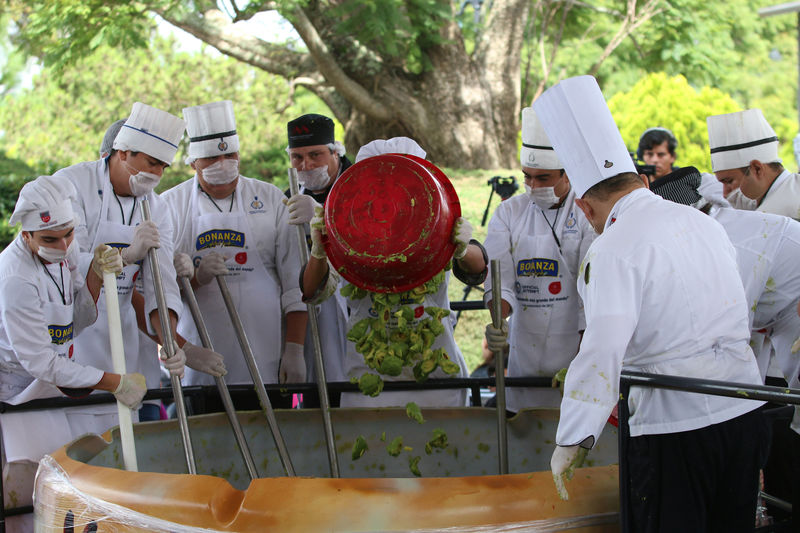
[443,167,520,373]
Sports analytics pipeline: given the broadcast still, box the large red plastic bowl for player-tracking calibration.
[323,153,461,293]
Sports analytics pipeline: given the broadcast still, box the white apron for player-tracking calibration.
[179,184,282,386]
[73,177,162,387]
[340,278,468,408]
[506,207,582,411]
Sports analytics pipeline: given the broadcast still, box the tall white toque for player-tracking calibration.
[183,100,240,162]
[520,106,562,169]
[707,109,781,172]
[533,75,636,198]
[113,102,186,165]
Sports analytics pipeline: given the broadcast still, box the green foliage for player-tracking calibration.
[328,0,451,73]
[0,152,37,248]
[0,34,303,186]
[607,73,741,172]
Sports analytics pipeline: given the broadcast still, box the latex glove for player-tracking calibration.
[551,445,589,501]
[183,341,227,377]
[485,319,508,353]
[792,336,800,354]
[195,251,229,286]
[160,341,186,378]
[91,244,123,277]
[120,220,160,265]
[112,372,147,410]
[451,217,472,260]
[310,210,327,260]
[279,341,306,383]
[173,252,194,279]
[284,195,321,226]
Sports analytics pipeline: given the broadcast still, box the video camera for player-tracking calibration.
[629,152,655,178]
[487,175,518,201]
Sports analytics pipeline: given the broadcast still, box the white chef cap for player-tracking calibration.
[520,106,562,169]
[707,109,781,172]
[355,137,427,163]
[113,102,186,165]
[10,175,77,231]
[533,75,636,198]
[183,100,240,164]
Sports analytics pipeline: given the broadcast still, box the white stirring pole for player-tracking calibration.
[103,270,138,471]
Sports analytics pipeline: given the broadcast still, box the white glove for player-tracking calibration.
[121,220,160,265]
[284,195,321,226]
[310,211,327,260]
[91,244,123,277]
[160,341,186,378]
[485,319,508,353]
[173,252,194,279]
[551,445,589,501]
[195,252,229,286]
[112,372,147,410]
[183,341,227,377]
[279,342,306,383]
[451,217,472,259]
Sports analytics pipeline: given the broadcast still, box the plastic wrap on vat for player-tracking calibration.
[33,408,620,532]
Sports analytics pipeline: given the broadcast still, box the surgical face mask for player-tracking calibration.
[201,159,240,185]
[297,165,331,191]
[36,239,76,264]
[124,161,161,197]
[525,184,561,209]
[726,188,758,211]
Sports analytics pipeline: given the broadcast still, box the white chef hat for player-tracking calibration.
[533,75,636,198]
[113,102,186,165]
[355,137,427,163]
[9,175,77,231]
[183,100,240,164]
[707,109,781,172]
[520,106,561,169]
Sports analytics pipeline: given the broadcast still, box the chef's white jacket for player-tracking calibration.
[0,235,101,396]
[758,170,800,220]
[54,159,182,333]
[557,188,764,447]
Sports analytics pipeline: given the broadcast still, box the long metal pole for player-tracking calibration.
[103,271,138,471]
[490,259,508,474]
[216,276,296,476]
[178,276,259,480]
[288,168,340,478]
[140,199,196,474]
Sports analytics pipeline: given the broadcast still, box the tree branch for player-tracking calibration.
[588,0,664,76]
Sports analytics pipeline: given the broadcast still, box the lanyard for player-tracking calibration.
[113,191,137,225]
[540,206,562,253]
[39,258,66,305]
[201,185,235,213]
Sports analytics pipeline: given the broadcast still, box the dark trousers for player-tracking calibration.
[627,408,769,533]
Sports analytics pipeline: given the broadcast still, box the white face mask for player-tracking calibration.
[297,165,331,191]
[726,188,758,211]
[36,239,76,264]
[526,184,561,209]
[124,161,161,197]
[201,159,240,185]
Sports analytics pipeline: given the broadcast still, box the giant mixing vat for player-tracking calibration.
[35,407,620,532]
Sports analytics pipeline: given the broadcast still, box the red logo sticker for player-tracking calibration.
[414,306,424,318]
[549,281,561,295]
[235,252,247,264]
[68,345,74,359]
[40,211,50,223]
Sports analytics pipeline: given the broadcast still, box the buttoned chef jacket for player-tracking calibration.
[483,189,595,410]
[557,188,764,447]
[0,235,101,398]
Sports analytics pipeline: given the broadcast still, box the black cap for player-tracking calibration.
[287,114,335,148]
[650,166,702,206]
